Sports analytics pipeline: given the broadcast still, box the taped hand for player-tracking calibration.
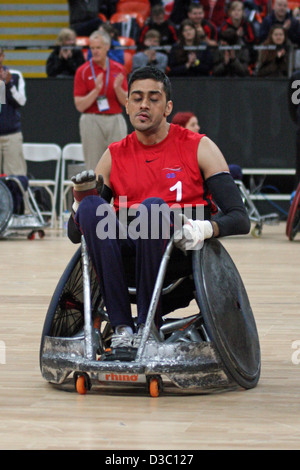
[174,214,214,251]
[71,170,104,212]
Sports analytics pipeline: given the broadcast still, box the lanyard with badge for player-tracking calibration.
[90,58,110,112]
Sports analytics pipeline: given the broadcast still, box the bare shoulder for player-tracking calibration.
[197,136,229,180]
[95,148,112,187]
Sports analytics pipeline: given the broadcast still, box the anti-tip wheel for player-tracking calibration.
[251,224,262,238]
[75,373,91,395]
[148,376,163,398]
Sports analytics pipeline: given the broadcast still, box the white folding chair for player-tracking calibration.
[60,143,85,228]
[23,143,62,228]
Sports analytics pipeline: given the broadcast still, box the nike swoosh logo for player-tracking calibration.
[145,158,159,163]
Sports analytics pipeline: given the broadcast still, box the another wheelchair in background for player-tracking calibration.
[229,165,280,238]
[0,176,48,240]
[286,182,300,241]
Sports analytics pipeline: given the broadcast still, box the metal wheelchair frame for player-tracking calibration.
[40,235,261,397]
[0,176,48,239]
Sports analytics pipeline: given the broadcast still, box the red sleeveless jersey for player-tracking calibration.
[109,123,216,213]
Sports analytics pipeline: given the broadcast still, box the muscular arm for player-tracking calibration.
[95,148,112,187]
[197,136,250,237]
[197,136,229,179]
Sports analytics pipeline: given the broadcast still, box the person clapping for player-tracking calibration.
[46,28,85,78]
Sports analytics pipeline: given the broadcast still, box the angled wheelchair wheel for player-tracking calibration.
[0,180,13,236]
[192,239,261,390]
[39,247,103,368]
[286,184,300,241]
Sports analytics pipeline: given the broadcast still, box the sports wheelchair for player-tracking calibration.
[286,182,300,241]
[40,233,261,397]
[0,177,48,239]
[228,166,279,238]
[234,179,280,237]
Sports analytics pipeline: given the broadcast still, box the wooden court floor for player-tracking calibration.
[0,223,299,450]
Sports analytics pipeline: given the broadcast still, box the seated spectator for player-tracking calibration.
[46,28,85,78]
[87,24,124,65]
[199,0,226,28]
[139,5,178,46]
[111,15,141,43]
[212,29,250,77]
[220,1,256,45]
[243,0,268,17]
[168,19,213,76]
[67,0,103,37]
[132,30,168,73]
[172,111,201,132]
[292,7,300,22]
[256,24,291,77]
[98,0,118,20]
[187,3,218,47]
[169,0,189,27]
[259,0,300,46]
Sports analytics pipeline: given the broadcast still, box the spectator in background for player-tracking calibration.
[73,30,128,171]
[212,29,250,77]
[292,6,300,22]
[187,3,218,47]
[244,0,268,15]
[132,30,168,73]
[199,0,226,28]
[98,0,118,20]
[87,24,124,65]
[172,111,201,132]
[256,25,291,77]
[220,1,256,45]
[0,47,27,176]
[139,5,178,46]
[220,0,257,65]
[68,0,102,37]
[169,0,189,27]
[259,0,300,46]
[110,14,141,43]
[46,28,85,77]
[168,19,213,76]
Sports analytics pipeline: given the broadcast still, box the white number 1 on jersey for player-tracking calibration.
[170,181,182,202]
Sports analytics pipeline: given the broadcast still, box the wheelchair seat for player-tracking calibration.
[40,236,261,396]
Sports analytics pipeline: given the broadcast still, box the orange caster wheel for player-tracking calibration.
[148,376,163,398]
[38,230,45,239]
[74,373,91,395]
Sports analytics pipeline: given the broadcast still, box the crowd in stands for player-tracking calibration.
[46,0,300,78]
